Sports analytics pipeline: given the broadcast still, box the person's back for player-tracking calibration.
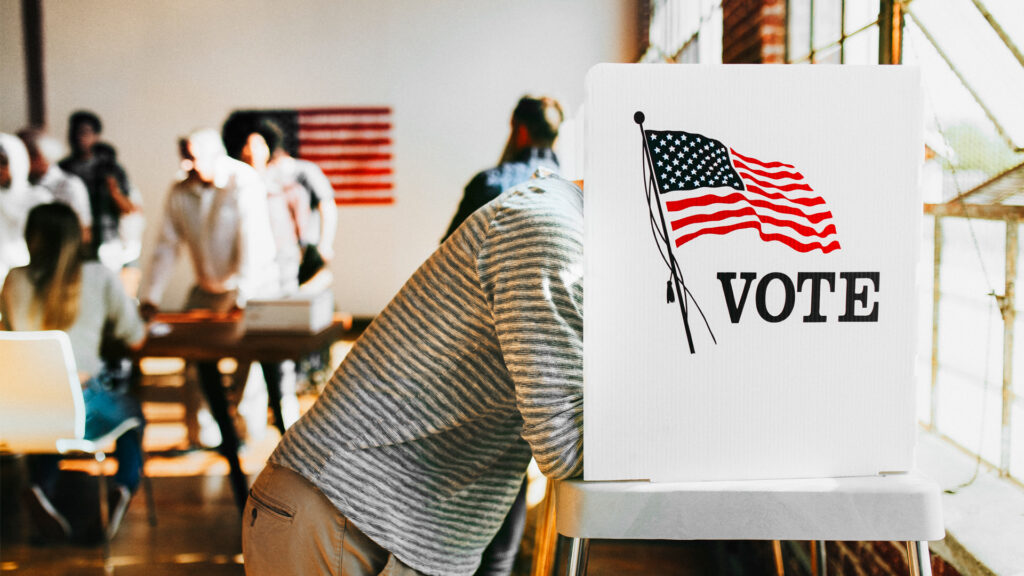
[17,128,93,237]
[0,202,146,543]
[2,261,142,378]
[248,174,584,576]
[443,96,564,242]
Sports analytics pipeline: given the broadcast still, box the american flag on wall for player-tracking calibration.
[644,129,839,253]
[243,107,395,205]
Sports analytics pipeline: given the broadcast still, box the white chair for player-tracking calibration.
[0,330,155,558]
[548,472,944,576]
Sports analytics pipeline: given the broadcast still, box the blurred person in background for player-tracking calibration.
[17,127,93,242]
[442,95,563,241]
[222,112,338,285]
[138,128,279,511]
[1,203,147,542]
[90,142,145,274]
[59,110,142,263]
[224,113,339,397]
[1,133,52,289]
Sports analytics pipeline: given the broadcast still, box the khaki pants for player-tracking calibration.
[243,463,422,576]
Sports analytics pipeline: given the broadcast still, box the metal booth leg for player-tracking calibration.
[772,540,785,576]
[565,537,590,576]
[906,541,932,576]
[811,540,827,576]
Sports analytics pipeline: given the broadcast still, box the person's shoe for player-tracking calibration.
[25,485,71,544]
[106,484,132,539]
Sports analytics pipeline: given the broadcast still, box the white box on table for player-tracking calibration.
[244,289,334,334]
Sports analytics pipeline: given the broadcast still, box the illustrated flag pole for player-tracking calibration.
[636,109,839,353]
[636,111,698,354]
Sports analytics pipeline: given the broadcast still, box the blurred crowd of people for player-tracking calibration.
[1,96,577,576]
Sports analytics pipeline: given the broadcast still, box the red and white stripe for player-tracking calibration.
[665,148,840,253]
[298,108,394,205]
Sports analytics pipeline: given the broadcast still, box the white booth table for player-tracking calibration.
[551,472,944,575]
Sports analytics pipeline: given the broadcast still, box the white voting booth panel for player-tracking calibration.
[584,64,922,482]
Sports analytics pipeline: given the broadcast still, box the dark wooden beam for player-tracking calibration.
[878,0,903,64]
[22,0,45,127]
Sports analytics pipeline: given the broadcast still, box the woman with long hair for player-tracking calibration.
[0,202,147,543]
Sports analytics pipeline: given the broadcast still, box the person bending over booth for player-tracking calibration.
[1,203,147,542]
[243,173,583,576]
[441,94,565,576]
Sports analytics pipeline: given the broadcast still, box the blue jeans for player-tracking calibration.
[83,380,146,491]
[29,378,145,494]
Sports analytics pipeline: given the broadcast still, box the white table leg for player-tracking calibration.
[566,537,590,576]
[907,541,932,576]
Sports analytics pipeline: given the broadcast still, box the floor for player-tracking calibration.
[0,339,753,575]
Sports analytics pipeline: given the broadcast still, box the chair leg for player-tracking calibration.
[142,462,157,527]
[95,452,111,566]
[906,541,932,576]
[772,540,785,576]
[565,537,590,576]
[138,443,157,527]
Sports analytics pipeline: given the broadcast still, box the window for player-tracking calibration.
[643,0,723,64]
[904,0,1024,484]
[786,0,880,63]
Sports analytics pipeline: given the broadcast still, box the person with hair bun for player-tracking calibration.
[442,95,564,241]
[1,202,147,542]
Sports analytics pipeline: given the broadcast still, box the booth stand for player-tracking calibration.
[542,64,944,575]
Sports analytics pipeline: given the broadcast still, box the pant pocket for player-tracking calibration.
[243,486,298,576]
[247,486,296,525]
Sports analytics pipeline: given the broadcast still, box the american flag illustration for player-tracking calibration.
[238,107,394,205]
[645,129,840,253]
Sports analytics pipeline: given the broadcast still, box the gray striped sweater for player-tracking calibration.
[270,174,584,575]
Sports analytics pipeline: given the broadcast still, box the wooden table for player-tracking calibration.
[138,311,353,363]
[133,310,353,511]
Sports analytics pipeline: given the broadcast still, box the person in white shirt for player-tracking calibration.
[17,128,93,242]
[1,133,52,289]
[139,128,279,511]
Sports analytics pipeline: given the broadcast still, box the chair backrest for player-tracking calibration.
[0,330,85,453]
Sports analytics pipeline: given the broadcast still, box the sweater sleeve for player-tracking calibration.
[478,179,584,479]
[138,188,181,305]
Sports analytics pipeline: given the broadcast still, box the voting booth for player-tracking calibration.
[583,64,923,483]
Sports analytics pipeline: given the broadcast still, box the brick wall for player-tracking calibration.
[718,540,962,575]
[829,542,962,576]
[721,0,786,63]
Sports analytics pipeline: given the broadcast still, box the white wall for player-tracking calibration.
[1,0,638,315]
